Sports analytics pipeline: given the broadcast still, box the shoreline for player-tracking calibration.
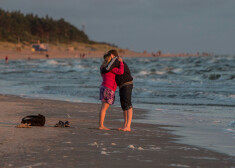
[0,42,217,60]
[0,50,217,61]
[0,94,234,167]
[0,49,150,60]
[0,49,216,60]
[0,41,151,60]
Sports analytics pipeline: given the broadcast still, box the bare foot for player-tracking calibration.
[117,127,124,131]
[99,126,110,130]
[119,127,131,132]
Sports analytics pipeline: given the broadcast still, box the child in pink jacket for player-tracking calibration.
[99,52,124,130]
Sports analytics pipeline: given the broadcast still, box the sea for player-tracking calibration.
[0,55,234,156]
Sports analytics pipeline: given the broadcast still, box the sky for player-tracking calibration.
[0,0,235,55]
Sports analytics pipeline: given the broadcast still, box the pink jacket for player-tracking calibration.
[101,61,124,91]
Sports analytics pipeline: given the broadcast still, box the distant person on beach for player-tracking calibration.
[80,53,86,58]
[5,56,8,64]
[101,50,134,132]
[99,52,124,130]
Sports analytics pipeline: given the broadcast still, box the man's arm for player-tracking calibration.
[100,57,120,74]
[110,61,124,75]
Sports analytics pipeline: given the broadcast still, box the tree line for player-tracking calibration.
[0,8,97,44]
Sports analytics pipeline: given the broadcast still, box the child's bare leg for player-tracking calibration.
[121,108,133,132]
[99,102,110,130]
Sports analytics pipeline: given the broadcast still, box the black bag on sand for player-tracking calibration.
[21,114,46,126]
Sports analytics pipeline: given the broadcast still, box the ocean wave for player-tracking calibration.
[228,121,235,128]
[228,95,235,98]
[72,65,86,71]
[1,70,30,74]
[137,68,180,76]
[200,73,235,81]
[46,59,59,65]
[155,71,165,75]
[139,70,149,75]
[0,56,234,109]
[229,75,235,80]
[134,101,235,107]
[44,59,73,67]
[208,74,221,80]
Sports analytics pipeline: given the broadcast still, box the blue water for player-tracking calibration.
[0,55,234,156]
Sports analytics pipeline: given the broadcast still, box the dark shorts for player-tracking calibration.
[100,85,115,105]
[119,84,133,111]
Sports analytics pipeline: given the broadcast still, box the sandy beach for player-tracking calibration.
[0,42,210,61]
[0,41,151,60]
[0,95,234,168]
[0,49,150,60]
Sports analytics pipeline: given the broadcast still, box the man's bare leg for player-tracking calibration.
[118,110,127,130]
[99,102,110,130]
[119,108,133,132]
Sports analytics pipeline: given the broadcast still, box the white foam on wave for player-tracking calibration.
[46,59,59,65]
[45,59,71,67]
[154,108,164,111]
[228,94,235,98]
[228,121,235,128]
[172,68,183,73]
[225,121,235,136]
[139,70,149,75]
[225,128,234,132]
[72,65,86,71]
[139,58,151,62]
[155,71,165,75]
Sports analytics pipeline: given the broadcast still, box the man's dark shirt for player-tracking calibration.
[101,58,133,86]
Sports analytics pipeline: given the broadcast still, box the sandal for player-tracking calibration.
[54,121,65,127]
[64,121,70,127]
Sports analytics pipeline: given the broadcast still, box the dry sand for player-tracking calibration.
[0,95,234,168]
[0,41,213,60]
[0,42,151,60]
[0,50,150,60]
[0,50,211,61]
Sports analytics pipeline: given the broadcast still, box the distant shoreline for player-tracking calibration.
[0,50,215,60]
[0,49,150,60]
[0,41,215,60]
[0,41,151,60]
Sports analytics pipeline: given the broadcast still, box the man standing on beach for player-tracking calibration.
[101,50,133,131]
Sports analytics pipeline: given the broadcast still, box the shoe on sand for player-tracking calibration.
[54,121,64,127]
[64,121,70,127]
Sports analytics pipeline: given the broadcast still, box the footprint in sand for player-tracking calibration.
[149,147,161,151]
[111,142,117,146]
[170,163,190,168]
[101,151,109,155]
[88,142,99,147]
[138,147,144,151]
[63,141,72,144]
[128,145,135,149]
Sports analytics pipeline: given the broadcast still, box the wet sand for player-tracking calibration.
[0,95,234,168]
